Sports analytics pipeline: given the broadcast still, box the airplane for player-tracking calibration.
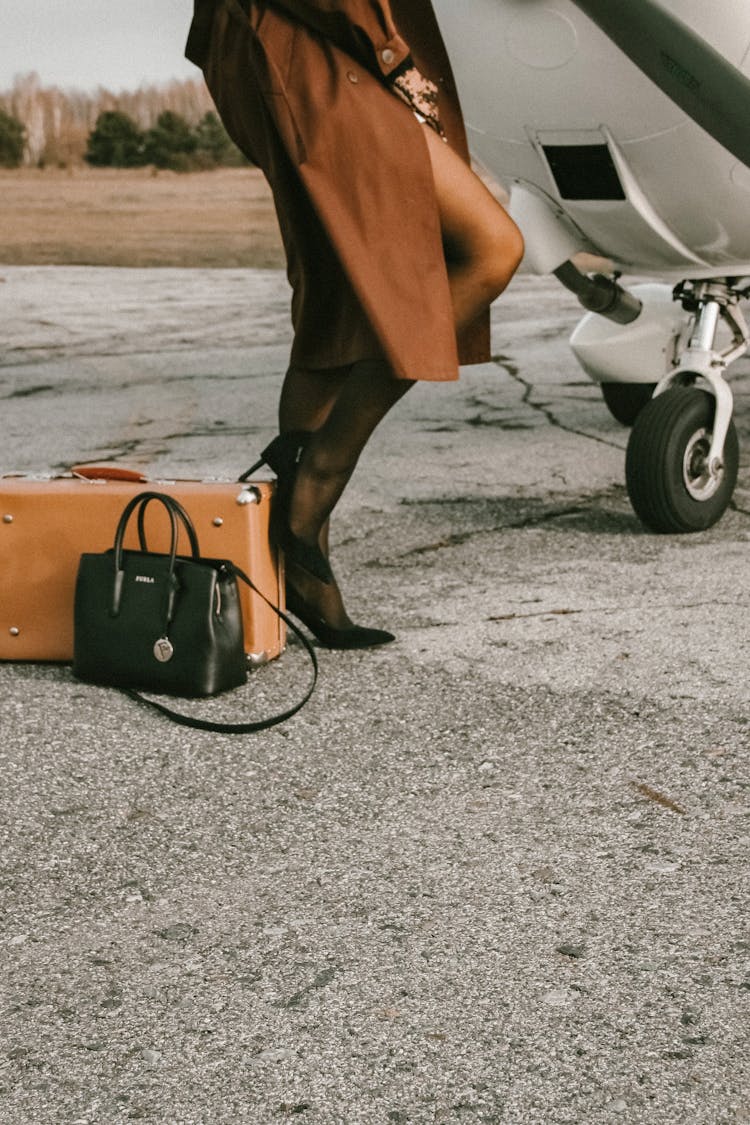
[431,0,750,532]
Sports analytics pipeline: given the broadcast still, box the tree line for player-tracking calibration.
[0,72,248,170]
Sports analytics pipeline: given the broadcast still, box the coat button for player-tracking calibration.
[347,70,359,84]
[381,48,396,65]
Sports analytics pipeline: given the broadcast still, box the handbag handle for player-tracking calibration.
[111,491,199,620]
[113,490,200,566]
[135,492,200,557]
[122,563,319,735]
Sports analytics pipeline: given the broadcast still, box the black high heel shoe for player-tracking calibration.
[243,431,333,584]
[285,583,395,650]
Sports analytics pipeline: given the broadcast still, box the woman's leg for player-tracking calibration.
[276,362,360,629]
[422,125,525,332]
[277,359,356,584]
[287,137,523,554]
[285,358,413,629]
[277,363,351,434]
[284,133,523,630]
[287,359,413,545]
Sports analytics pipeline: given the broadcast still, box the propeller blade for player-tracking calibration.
[568,0,750,168]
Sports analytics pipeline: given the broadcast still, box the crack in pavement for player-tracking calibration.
[162,425,261,441]
[487,599,749,622]
[367,504,588,565]
[51,439,170,472]
[5,384,55,399]
[492,354,624,451]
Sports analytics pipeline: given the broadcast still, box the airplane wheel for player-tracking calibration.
[600,382,656,426]
[625,387,739,533]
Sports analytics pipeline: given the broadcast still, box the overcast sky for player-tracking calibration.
[0,1,198,92]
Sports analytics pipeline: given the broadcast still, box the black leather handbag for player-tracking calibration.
[73,491,316,733]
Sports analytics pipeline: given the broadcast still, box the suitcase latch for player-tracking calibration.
[236,487,260,506]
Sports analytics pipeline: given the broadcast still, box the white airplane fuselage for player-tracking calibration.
[432,0,750,278]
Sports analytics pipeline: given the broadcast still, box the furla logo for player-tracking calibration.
[135,575,156,584]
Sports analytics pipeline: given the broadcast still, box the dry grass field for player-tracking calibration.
[0,165,515,272]
[0,166,285,269]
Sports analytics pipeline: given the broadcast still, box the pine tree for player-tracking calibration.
[143,111,197,171]
[0,107,25,167]
[85,110,145,167]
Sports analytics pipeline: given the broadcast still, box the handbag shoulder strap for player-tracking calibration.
[123,565,318,735]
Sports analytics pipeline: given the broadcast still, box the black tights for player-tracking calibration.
[278,359,413,628]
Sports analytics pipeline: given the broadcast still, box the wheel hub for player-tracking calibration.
[683,427,722,500]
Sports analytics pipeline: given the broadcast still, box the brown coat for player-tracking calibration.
[186,0,490,380]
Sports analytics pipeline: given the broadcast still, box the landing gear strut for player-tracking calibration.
[625,278,749,532]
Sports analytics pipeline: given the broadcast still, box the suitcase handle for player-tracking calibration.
[71,465,150,483]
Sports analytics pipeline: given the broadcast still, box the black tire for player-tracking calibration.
[625,387,739,533]
[601,382,657,426]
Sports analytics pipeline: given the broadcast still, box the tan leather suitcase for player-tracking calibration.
[0,467,285,664]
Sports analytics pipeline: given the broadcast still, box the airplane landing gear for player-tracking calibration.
[625,386,739,532]
[624,278,749,532]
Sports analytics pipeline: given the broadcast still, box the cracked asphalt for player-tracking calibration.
[1,266,749,1125]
